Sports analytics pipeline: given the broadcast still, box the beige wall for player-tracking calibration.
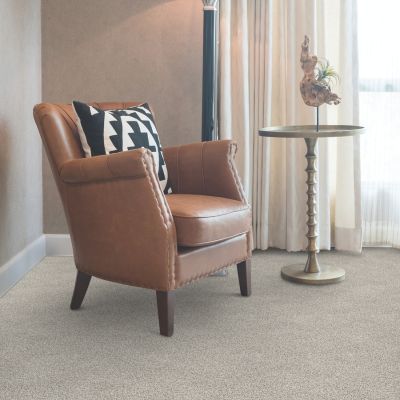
[42,0,203,233]
[0,0,42,266]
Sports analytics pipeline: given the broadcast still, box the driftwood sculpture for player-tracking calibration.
[300,36,341,107]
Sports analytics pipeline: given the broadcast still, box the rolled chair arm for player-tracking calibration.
[60,148,149,184]
[59,149,177,291]
[163,140,247,203]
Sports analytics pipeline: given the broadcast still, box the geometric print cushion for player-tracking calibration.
[72,101,171,194]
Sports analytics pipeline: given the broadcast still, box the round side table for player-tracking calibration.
[258,125,365,285]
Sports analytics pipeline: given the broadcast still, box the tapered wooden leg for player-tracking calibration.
[237,259,251,297]
[156,291,175,337]
[70,271,92,310]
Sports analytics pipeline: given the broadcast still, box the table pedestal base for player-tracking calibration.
[281,264,345,285]
[259,125,365,286]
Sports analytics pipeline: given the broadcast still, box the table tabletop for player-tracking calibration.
[258,125,365,139]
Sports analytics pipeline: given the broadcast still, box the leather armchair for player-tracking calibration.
[34,102,252,336]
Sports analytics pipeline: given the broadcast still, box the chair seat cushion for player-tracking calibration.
[166,194,251,247]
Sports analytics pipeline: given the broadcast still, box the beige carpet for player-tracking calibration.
[1,249,400,400]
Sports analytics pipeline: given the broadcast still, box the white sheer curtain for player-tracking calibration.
[359,0,400,247]
[219,0,362,252]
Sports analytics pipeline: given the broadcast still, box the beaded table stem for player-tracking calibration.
[304,138,320,273]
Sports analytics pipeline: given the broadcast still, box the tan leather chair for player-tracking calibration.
[34,102,252,336]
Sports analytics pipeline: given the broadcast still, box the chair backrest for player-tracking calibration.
[33,102,143,175]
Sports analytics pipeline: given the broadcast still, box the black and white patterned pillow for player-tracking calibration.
[72,101,171,193]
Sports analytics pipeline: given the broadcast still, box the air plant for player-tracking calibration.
[315,59,340,90]
[300,35,341,107]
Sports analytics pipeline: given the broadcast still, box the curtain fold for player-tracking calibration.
[219,0,361,252]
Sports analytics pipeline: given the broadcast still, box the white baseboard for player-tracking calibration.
[0,234,74,297]
[0,235,46,297]
[45,234,72,256]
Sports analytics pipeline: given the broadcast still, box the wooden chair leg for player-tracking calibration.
[156,291,175,337]
[237,259,251,297]
[70,271,92,310]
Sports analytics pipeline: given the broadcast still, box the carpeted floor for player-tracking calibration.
[1,249,400,400]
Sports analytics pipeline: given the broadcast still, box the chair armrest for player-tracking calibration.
[60,148,148,183]
[60,149,177,291]
[163,140,247,203]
